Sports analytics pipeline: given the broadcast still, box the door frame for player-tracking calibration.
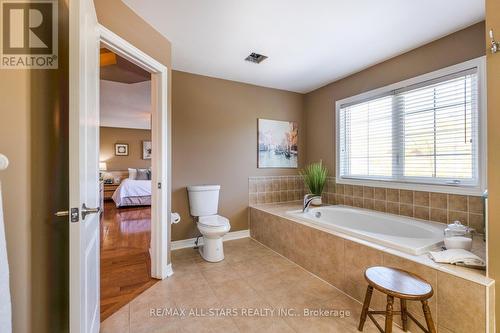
[99,25,171,279]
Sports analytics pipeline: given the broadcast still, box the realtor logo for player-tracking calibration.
[1,0,58,69]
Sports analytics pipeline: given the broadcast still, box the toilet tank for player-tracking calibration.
[187,185,221,216]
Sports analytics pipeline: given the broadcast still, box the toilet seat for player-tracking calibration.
[197,215,229,228]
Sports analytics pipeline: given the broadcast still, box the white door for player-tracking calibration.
[69,0,100,332]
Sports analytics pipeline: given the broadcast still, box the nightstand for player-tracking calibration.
[103,183,120,200]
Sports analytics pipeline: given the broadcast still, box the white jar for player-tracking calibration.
[444,221,473,251]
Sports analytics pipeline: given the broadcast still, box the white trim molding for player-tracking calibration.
[171,230,251,251]
[99,24,171,280]
[0,154,8,171]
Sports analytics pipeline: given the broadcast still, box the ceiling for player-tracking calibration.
[123,0,484,93]
[100,80,151,130]
[100,48,151,84]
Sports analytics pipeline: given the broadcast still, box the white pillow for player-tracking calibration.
[128,168,137,180]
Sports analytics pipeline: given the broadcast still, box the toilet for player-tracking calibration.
[187,185,231,262]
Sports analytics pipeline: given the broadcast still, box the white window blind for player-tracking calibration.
[338,67,479,188]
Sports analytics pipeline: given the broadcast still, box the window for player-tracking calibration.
[336,58,485,194]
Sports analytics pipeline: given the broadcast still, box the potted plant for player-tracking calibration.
[300,160,328,205]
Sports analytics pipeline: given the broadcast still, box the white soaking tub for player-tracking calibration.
[287,205,446,255]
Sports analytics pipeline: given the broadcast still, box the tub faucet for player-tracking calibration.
[303,194,321,213]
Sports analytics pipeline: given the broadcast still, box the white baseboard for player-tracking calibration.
[165,263,174,277]
[171,229,250,250]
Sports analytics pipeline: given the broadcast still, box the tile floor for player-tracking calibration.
[101,238,404,332]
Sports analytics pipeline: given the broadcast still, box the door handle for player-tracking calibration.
[55,210,69,217]
[81,203,100,220]
[55,207,80,222]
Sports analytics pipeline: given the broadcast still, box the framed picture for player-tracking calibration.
[115,143,129,156]
[142,140,152,160]
[258,119,298,168]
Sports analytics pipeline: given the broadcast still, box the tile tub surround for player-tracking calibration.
[249,203,494,333]
[248,176,336,205]
[332,184,485,234]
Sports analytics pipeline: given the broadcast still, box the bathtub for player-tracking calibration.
[287,205,446,255]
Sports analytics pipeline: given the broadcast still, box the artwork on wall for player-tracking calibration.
[258,118,298,168]
[115,143,129,156]
[142,141,152,160]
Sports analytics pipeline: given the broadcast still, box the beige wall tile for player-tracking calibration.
[430,193,448,209]
[344,184,353,196]
[448,210,468,225]
[353,197,363,208]
[344,196,353,206]
[353,185,363,197]
[363,186,374,199]
[468,196,484,214]
[280,177,288,190]
[386,189,400,202]
[265,192,272,203]
[449,194,468,212]
[343,240,383,302]
[272,178,280,191]
[336,184,344,194]
[363,199,374,210]
[387,202,399,215]
[437,272,486,333]
[399,204,414,217]
[249,193,257,205]
[373,200,386,212]
[400,190,414,204]
[430,208,447,223]
[415,206,430,220]
[469,213,485,234]
[257,180,266,192]
[257,193,265,204]
[373,187,386,201]
[335,194,344,205]
[414,191,430,206]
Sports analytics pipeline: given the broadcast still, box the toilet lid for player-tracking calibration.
[198,215,229,228]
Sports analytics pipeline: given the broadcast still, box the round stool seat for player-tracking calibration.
[365,266,433,300]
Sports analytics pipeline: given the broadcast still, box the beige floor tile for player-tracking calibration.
[127,238,411,333]
[100,304,130,333]
[210,278,262,306]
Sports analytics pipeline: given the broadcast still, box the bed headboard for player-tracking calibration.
[103,170,128,183]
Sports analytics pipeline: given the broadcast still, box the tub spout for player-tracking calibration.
[303,194,321,213]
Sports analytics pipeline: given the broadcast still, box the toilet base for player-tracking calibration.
[198,236,225,262]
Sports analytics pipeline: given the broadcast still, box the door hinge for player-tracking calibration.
[71,208,79,223]
[158,182,162,189]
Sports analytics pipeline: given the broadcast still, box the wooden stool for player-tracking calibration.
[358,266,436,333]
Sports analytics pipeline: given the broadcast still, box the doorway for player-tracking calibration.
[98,47,156,320]
[99,26,173,321]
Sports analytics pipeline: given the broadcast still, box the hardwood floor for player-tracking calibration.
[100,201,157,321]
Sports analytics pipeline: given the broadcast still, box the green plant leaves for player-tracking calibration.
[300,160,328,196]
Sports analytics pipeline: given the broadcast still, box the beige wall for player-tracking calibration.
[486,0,500,327]
[304,22,485,172]
[172,71,304,241]
[100,127,151,170]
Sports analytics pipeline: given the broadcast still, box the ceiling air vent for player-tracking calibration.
[245,52,268,64]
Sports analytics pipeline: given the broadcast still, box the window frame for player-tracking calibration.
[335,57,487,196]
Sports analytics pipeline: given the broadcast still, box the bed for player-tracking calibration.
[111,178,151,207]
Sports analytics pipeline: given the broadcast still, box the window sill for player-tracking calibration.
[335,177,484,196]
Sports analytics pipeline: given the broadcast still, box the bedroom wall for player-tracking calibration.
[304,21,486,172]
[172,70,305,241]
[100,127,152,171]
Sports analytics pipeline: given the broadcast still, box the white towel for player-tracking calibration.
[429,249,486,268]
[0,181,12,333]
